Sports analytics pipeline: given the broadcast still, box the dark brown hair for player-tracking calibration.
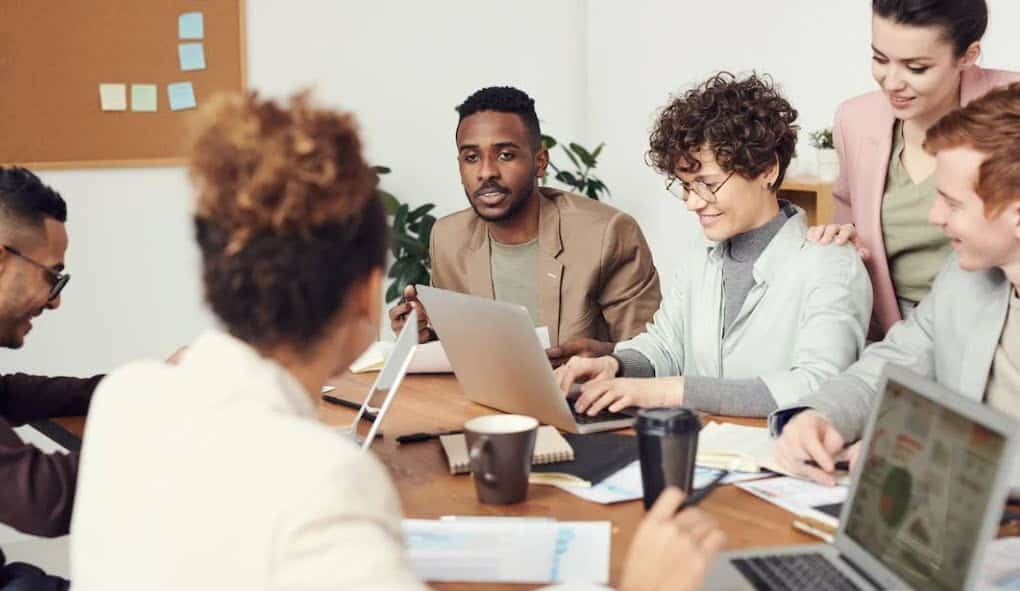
[189,91,386,352]
[648,72,798,192]
[924,82,1020,217]
[873,0,987,57]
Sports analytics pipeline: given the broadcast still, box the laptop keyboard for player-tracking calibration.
[571,407,633,425]
[732,553,863,591]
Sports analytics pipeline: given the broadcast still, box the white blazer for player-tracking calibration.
[70,330,428,591]
[69,331,604,590]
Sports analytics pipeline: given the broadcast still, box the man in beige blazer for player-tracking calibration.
[389,87,661,364]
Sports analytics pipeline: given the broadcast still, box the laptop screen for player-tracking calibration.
[844,378,1007,591]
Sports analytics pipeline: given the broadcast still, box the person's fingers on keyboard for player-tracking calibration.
[575,381,612,414]
[587,390,622,416]
[607,395,634,413]
[574,378,611,413]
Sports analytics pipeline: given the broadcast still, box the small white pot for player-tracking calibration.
[816,149,839,181]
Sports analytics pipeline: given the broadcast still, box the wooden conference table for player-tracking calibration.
[317,372,813,591]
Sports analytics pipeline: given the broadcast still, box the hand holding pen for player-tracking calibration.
[386,285,434,343]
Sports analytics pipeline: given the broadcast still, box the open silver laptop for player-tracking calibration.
[415,286,634,434]
[345,309,418,450]
[707,364,1019,591]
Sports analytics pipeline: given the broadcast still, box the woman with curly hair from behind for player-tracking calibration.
[556,72,874,419]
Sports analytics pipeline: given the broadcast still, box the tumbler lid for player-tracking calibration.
[635,407,701,436]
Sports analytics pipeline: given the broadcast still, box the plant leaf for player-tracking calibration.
[393,233,426,258]
[591,143,604,160]
[373,165,392,175]
[393,203,409,231]
[385,280,402,303]
[377,190,400,216]
[560,145,581,170]
[418,217,435,246]
[407,203,435,222]
[540,134,558,150]
[570,143,596,168]
[555,170,579,187]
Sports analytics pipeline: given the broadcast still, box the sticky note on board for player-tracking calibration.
[178,12,204,39]
[178,42,206,71]
[131,84,158,112]
[167,82,197,111]
[98,83,127,111]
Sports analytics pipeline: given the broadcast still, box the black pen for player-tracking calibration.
[396,429,463,444]
[804,460,851,471]
[322,395,377,422]
[679,470,728,511]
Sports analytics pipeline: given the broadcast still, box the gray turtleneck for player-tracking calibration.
[612,208,789,416]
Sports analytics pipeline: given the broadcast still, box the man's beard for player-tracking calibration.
[467,175,536,223]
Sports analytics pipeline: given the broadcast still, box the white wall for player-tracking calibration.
[6,0,1020,376]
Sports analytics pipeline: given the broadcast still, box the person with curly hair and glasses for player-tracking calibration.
[554,72,873,419]
[67,91,726,591]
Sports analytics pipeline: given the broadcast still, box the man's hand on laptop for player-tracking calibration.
[388,285,434,343]
[775,410,858,486]
[546,337,615,367]
[554,355,619,397]
[620,487,726,591]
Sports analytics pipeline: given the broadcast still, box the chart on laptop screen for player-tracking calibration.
[844,381,1006,591]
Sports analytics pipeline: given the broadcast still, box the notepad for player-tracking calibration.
[697,421,851,484]
[530,432,639,488]
[440,425,573,475]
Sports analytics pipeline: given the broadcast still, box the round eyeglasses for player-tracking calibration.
[665,171,735,204]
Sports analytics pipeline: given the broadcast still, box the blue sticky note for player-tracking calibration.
[167,82,197,111]
[178,12,204,39]
[178,43,206,71]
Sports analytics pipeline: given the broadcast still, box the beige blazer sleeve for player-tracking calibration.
[597,212,661,342]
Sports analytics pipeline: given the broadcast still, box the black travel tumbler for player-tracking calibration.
[636,407,701,509]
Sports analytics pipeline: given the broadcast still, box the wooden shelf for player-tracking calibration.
[779,175,834,226]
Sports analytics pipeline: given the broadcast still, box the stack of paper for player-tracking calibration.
[735,476,848,516]
[697,421,779,473]
[403,517,610,584]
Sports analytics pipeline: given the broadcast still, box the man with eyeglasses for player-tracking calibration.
[0,167,97,589]
[555,73,873,419]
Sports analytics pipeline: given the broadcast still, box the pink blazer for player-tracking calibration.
[831,66,1020,338]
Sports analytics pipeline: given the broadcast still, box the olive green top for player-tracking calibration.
[985,289,1020,421]
[881,120,952,303]
[490,236,540,325]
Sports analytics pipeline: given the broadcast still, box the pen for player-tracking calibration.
[322,395,377,422]
[396,429,463,444]
[804,460,851,471]
[679,470,727,511]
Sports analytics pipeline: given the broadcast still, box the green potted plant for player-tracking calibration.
[809,128,838,182]
[540,135,611,200]
[374,166,436,303]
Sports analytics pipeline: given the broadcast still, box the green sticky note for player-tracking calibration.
[131,84,158,112]
[98,83,127,111]
[167,82,197,111]
[178,12,204,39]
[178,42,206,71]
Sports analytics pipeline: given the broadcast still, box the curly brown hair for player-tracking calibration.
[189,91,386,352]
[648,72,799,192]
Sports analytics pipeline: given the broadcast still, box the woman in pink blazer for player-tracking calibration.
[810,0,1020,338]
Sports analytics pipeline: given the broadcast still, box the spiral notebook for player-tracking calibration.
[440,426,573,475]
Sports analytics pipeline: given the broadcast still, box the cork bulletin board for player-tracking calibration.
[0,0,246,169]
